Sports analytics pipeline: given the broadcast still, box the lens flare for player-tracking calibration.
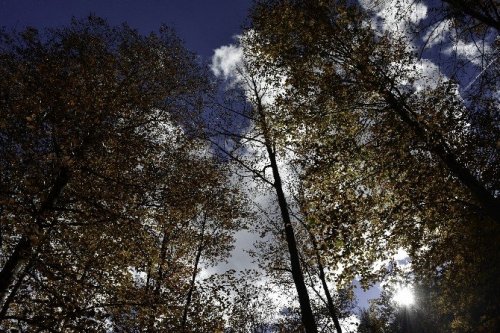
[393,286,415,306]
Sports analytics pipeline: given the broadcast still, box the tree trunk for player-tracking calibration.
[268,148,317,333]
[0,236,32,317]
[0,262,29,320]
[181,214,207,330]
[295,212,343,333]
[384,90,500,224]
[148,228,170,331]
[254,90,318,333]
[0,167,70,315]
[311,236,342,333]
[318,261,343,333]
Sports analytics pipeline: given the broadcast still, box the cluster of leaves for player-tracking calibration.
[1,1,498,331]
[0,17,245,332]
[247,0,499,331]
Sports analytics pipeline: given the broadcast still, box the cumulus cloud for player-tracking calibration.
[211,44,243,80]
[211,37,289,110]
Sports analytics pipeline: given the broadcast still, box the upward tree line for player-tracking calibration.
[0,1,498,332]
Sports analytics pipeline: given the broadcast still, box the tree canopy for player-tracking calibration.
[1,2,499,331]
[0,16,244,332]
[247,0,499,331]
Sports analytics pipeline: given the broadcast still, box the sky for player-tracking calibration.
[0,0,252,59]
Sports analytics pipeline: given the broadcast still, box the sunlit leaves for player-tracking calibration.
[249,0,499,331]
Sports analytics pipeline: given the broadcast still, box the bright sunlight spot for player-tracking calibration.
[393,286,415,307]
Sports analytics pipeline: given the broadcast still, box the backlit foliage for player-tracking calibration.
[0,17,244,332]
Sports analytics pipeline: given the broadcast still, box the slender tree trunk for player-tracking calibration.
[0,264,28,320]
[0,237,32,316]
[294,210,343,333]
[181,214,207,330]
[0,167,70,314]
[145,260,152,293]
[254,89,318,333]
[383,90,500,224]
[317,261,342,333]
[296,213,342,333]
[310,235,342,333]
[267,146,317,333]
[156,230,169,294]
[148,228,169,331]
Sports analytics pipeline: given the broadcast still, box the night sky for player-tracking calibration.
[0,0,253,59]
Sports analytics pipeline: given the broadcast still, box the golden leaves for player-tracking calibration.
[0,17,245,331]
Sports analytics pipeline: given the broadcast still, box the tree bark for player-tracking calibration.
[181,214,207,330]
[0,236,32,316]
[297,214,342,333]
[0,167,70,315]
[0,264,28,320]
[268,148,317,333]
[310,235,342,333]
[148,228,170,331]
[254,86,318,333]
[383,90,500,224]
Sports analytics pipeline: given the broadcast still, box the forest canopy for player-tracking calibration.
[1,1,499,332]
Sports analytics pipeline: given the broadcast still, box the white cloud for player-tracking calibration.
[212,38,290,114]
[359,0,427,38]
[444,40,491,66]
[211,44,243,80]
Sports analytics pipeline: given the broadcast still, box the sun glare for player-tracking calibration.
[393,286,415,307]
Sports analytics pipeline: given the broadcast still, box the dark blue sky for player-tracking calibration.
[0,0,252,59]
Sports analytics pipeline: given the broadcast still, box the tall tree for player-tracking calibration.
[209,50,354,331]
[208,56,320,331]
[248,0,499,330]
[0,17,243,331]
[249,0,498,223]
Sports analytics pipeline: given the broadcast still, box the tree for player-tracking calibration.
[209,43,358,330]
[248,0,499,330]
[249,0,498,223]
[440,0,500,30]
[0,17,243,331]
[221,270,278,332]
[208,59,319,332]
